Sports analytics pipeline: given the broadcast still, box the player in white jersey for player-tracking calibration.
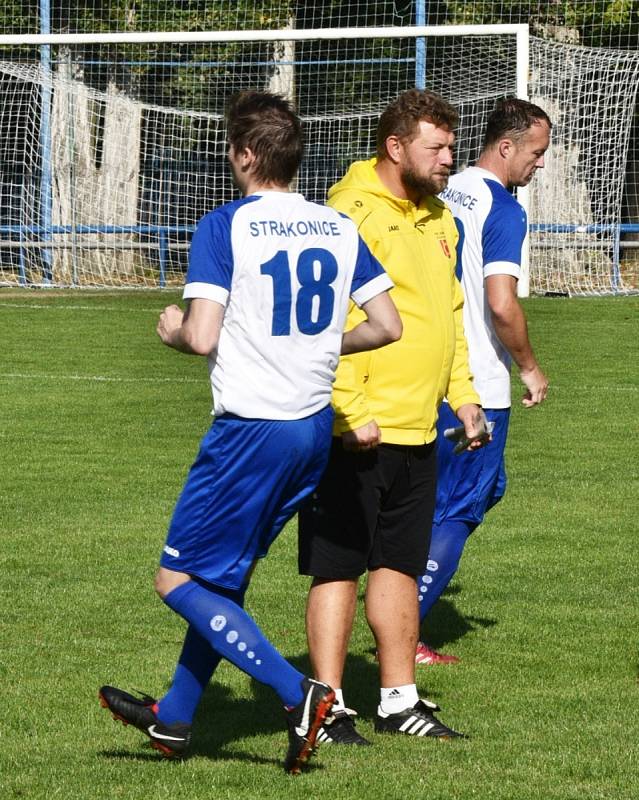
[98,90,401,773]
[183,190,393,420]
[415,98,550,665]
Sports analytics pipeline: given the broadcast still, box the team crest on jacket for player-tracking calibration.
[438,238,451,258]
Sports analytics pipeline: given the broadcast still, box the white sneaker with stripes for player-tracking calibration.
[375,699,464,739]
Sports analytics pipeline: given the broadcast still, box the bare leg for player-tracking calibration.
[305,577,359,688]
[365,567,418,687]
[155,566,192,598]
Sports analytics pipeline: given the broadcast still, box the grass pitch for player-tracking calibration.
[1,290,637,800]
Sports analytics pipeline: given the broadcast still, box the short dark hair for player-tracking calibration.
[376,89,459,160]
[226,90,303,185]
[483,97,552,149]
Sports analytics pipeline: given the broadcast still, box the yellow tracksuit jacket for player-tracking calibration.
[328,158,479,445]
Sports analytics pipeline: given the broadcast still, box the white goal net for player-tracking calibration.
[528,38,639,295]
[0,24,637,294]
[0,26,524,288]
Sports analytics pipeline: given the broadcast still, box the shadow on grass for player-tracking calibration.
[98,742,330,771]
[97,596,495,765]
[422,587,498,650]
[190,653,376,760]
[97,654,345,767]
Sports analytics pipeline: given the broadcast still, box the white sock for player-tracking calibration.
[379,684,419,715]
[332,688,345,713]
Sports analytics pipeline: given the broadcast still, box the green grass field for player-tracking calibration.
[1,290,637,800]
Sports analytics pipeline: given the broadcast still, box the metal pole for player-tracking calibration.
[414,1,427,89]
[39,0,53,284]
[515,25,531,298]
[19,180,26,285]
[612,223,622,292]
[159,229,167,288]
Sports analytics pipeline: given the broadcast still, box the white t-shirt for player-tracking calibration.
[183,191,393,419]
[440,167,526,408]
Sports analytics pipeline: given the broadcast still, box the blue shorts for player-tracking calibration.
[433,402,510,528]
[160,405,334,590]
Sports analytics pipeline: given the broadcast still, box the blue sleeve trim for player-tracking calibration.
[351,272,394,307]
[350,234,388,295]
[185,196,260,289]
[481,180,527,269]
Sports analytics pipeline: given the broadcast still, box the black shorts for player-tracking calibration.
[298,438,437,579]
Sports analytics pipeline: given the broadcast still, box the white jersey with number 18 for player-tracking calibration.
[183,191,393,420]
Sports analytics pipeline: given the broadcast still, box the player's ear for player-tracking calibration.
[237,146,256,168]
[384,135,402,164]
[499,138,514,160]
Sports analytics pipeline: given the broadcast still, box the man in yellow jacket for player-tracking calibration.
[298,89,487,744]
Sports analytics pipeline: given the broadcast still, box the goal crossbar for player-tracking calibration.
[0,24,529,47]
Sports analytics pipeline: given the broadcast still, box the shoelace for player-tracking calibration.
[324,706,358,724]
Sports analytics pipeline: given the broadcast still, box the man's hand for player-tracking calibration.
[520,365,549,407]
[486,274,548,409]
[157,304,185,348]
[342,420,382,452]
[454,404,491,452]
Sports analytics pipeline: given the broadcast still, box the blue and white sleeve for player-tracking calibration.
[349,235,394,307]
[183,209,234,305]
[482,198,527,279]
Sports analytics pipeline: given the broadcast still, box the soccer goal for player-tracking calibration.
[0,24,527,289]
[0,24,637,294]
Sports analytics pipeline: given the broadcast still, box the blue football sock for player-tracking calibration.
[157,586,248,725]
[157,625,222,725]
[158,583,247,724]
[162,580,305,708]
[418,520,474,624]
